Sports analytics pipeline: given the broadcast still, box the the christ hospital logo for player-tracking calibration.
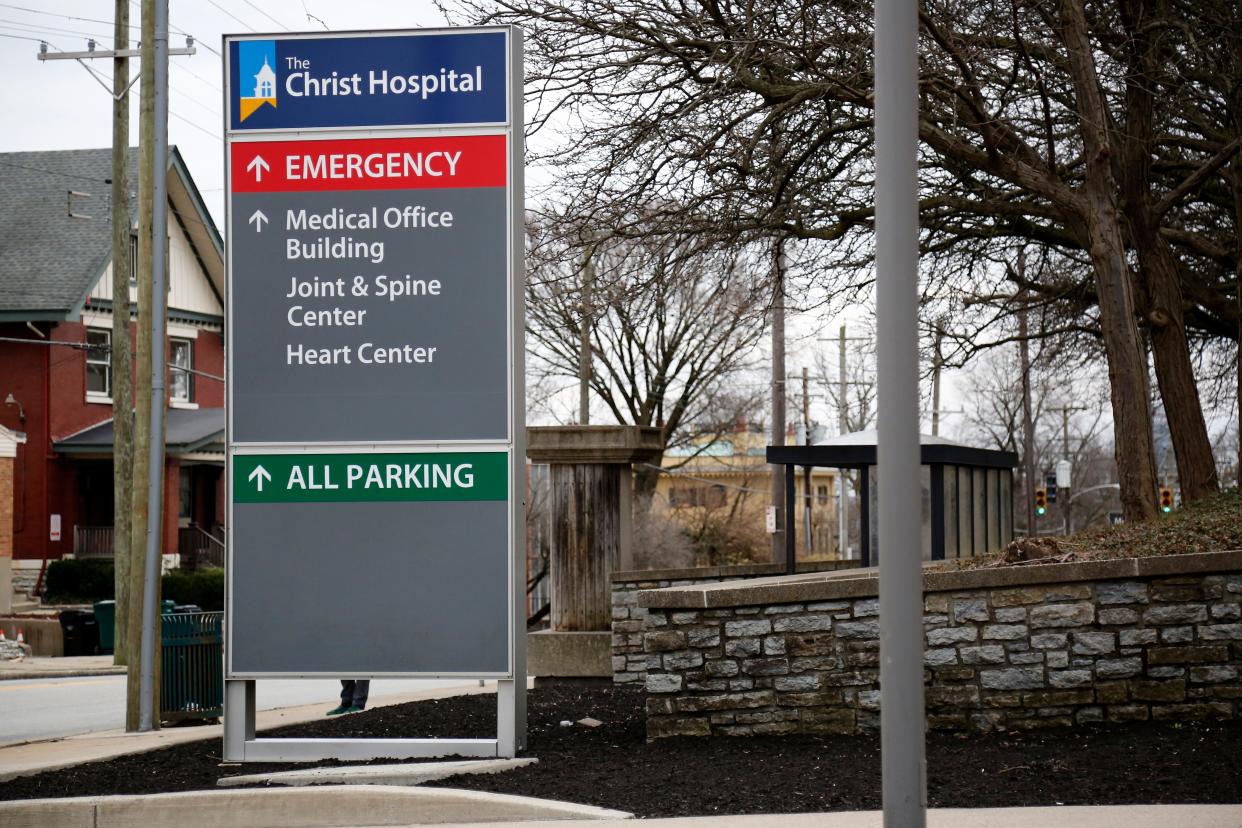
[238,40,277,122]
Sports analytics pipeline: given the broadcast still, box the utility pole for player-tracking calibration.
[136,0,171,733]
[1048,405,1085,534]
[37,2,193,725]
[578,243,592,425]
[770,236,787,563]
[930,321,943,437]
[111,0,134,668]
[802,367,812,556]
[1017,253,1036,538]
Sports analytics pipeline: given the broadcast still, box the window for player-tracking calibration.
[816,485,829,505]
[86,329,110,397]
[170,338,193,402]
[669,484,727,509]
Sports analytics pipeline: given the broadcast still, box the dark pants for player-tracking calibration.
[339,680,370,709]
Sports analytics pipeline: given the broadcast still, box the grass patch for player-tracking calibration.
[941,487,1240,570]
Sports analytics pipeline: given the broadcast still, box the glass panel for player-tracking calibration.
[170,339,193,402]
[85,329,110,395]
[986,469,1000,553]
[944,465,959,558]
[921,465,932,561]
[1000,471,1013,545]
[179,470,193,519]
[868,465,878,564]
[972,468,987,557]
[958,466,972,556]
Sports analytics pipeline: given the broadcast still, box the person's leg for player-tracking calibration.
[327,681,353,715]
[350,679,370,710]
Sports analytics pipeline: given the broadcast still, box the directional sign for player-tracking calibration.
[224,27,522,683]
[233,452,507,503]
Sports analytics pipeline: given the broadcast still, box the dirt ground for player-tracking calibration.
[2,686,1238,816]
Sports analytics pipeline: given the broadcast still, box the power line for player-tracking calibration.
[0,4,139,30]
[206,0,256,32]
[239,0,291,31]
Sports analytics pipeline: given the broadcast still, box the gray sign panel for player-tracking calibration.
[229,500,509,675]
[230,188,508,444]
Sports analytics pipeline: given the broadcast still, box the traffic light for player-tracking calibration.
[1035,488,1047,516]
[1045,474,1057,503]
[1159,487,1174,513]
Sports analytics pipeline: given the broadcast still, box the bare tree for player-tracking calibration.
[447,0,1240,520]
[525,210,770,498]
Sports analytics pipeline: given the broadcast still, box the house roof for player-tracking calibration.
[54,407,224,455]
[0,146,222,321]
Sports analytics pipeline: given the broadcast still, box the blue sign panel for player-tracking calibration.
[228,30,507,131]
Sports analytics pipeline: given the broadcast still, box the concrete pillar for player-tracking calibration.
[0,426,27,614]
[526,425,662,677]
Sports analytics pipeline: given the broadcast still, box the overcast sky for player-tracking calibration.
[0,0,452,226]
[0,1,1000,439]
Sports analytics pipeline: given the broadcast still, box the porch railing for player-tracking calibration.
[73,525,114,559]
[179,525,225,571]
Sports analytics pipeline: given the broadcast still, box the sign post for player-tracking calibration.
[222,27,524,762]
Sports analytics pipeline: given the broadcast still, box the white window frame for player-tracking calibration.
[85,328,111,403]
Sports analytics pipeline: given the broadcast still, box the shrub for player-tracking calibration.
[43,559,115,602]
[161,568,224,611]
[42,560,224,611]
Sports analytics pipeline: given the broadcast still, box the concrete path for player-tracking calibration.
[444,806,1242,828]
[0,682,494,782]
[0,785,634,828]
[217,758,539,788]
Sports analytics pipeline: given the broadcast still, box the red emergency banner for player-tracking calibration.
[230,134,506,193]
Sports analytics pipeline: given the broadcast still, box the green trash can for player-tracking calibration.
[160,611,223,723]
[93,600,116,654]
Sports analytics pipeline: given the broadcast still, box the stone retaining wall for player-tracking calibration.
[611,561,860,685]
[638,551,1242,738]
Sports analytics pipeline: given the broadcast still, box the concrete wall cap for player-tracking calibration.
[526,425,664,464]
[636,549,1242,609]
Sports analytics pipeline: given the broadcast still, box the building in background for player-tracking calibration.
[0,147,224,595]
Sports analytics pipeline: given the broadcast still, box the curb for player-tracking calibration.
[0,667,126,681]
[0,784,635,827]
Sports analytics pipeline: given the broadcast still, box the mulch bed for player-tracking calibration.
[2,686,1238,816]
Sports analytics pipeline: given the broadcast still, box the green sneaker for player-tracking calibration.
[344,706,364,714]
[325,705,350,716]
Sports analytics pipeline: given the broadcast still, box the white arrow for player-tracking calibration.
[246,155,270,182]
[248,209,268,232]
[248,464,272,492]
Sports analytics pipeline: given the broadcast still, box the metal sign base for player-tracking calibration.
[223,679,525,762]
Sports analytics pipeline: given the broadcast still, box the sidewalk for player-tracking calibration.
[0,655,124,680]
[0,682,491,782]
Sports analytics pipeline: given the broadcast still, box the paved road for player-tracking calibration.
[0,677,473,746]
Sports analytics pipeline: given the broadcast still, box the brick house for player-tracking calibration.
[0,147,224,592]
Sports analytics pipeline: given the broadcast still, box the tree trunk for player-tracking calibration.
[1116,0,1219,503]
[633,449,663,506]
[126,0,155,732]
[110,0,133,667]
[1058,0,1159,521]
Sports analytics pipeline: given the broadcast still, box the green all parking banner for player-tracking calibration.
[232,452,507,503]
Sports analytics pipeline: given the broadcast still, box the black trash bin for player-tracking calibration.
[58,610,100,657]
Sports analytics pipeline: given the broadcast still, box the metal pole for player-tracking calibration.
[138,0,169,732]
[802,367,813,555]
[770,237,787,563]
[875,0,927,823]
[838,325,849,557]
[578,243,592,425]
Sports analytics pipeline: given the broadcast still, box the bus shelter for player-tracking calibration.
[768,431,1018,570]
